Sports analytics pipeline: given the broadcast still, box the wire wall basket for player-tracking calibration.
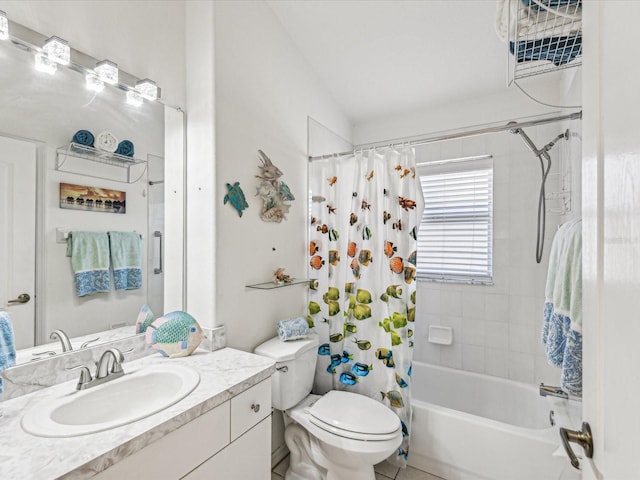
[505,0,582,83]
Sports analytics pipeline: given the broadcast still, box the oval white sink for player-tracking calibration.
[21,363,200,437]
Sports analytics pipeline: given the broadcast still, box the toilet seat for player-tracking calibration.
[289,391,401,442]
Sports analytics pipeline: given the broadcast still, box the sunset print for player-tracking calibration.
[59,182,126,214]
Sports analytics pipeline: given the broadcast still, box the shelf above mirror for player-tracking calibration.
[56,143,148,183]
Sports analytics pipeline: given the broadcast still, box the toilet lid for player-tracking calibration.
[308,390,400,437]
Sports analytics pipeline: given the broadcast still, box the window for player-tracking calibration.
[416,155,493,284]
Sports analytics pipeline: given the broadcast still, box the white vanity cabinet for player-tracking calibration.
[94,378,271,480]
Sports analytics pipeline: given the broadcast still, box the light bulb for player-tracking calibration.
[95,60,118,85]
[85,73,104,93]
[0,11,8,41]
[126,90,143,107]
[34,53,57,75]
[135,78,158,100]
[43,36,70,65]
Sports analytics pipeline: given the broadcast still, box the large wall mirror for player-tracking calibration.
[0,22,185,365]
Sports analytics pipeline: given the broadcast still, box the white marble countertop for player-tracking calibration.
[0,347,275,480]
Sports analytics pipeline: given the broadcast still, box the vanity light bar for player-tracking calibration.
[7,20,163,105]
[0,11,8,41]
[43,36,70,65]
[135,78,158,101]
[34,53,57,75]
[95,59,119,85]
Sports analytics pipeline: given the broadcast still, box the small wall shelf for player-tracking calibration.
[56,143,147,183]
[246,278,310,290]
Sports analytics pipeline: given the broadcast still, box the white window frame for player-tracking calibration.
[416,155,494,285]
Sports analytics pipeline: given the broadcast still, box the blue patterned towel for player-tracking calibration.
[108,231,142,291]
[66,232,111,296]
[115,140,134,157]
[0,312,16,394]
[276,317,309,341]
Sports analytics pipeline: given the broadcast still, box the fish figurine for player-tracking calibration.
[352,362,373,377]
[279,181,295,201]
[256,150,283,184]
[135,304,155,334]
[223,182,249,217]
[144,311,205,358]
[318,343,331,355]
[339,372,358,386]
[380,390,405,408]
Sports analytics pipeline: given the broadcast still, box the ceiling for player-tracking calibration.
[266,0,508,125]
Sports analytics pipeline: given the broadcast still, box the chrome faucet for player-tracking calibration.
[67,347,127,391]
[50,329,73,352]
[539,383,569,400]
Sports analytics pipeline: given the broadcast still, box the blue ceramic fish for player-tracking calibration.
[144,311,205,358]
[339,372,358,386]
[135,304,155,334]
[318,343,331,355]
[223,182,249,217]
[279,181,295,201]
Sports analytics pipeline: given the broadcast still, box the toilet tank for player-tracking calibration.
[254,335,319,410]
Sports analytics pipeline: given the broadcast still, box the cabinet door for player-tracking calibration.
[230,378,271,441]
[94,402,230,480]
[183,416,271,480]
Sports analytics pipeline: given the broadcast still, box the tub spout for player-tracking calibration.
[539,383,568,400]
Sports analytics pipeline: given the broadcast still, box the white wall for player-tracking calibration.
[211,1,352,351]
[354,82,581,387]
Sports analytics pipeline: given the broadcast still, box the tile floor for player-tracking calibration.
[271,455,445,480]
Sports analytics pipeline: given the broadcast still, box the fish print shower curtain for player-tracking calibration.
[308,147,423,467]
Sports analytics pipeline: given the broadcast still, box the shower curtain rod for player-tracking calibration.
[308,111,581,161]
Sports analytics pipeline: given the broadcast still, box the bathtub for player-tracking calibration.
[408,362,582,480]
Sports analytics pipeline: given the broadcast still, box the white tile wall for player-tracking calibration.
[414,123,581,387]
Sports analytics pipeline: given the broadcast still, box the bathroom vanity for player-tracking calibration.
[0,347,275,479]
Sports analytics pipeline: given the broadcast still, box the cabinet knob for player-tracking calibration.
[251,403,261,413]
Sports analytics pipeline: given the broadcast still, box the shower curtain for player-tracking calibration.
[308,147,423,467]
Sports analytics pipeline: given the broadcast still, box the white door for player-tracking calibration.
[581,2,640,478]
[0,136,36,349]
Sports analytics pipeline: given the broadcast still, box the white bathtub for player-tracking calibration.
[408,362,582,480]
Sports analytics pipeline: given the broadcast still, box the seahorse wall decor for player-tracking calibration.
[255,150,295,223]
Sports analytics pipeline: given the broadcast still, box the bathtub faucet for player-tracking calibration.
[539,383,569,400]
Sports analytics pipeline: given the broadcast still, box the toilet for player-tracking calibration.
[255,334,402,480]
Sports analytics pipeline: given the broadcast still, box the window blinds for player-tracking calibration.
[417,156,493,284]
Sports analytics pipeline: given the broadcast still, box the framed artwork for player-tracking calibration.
[59,182,126,214]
